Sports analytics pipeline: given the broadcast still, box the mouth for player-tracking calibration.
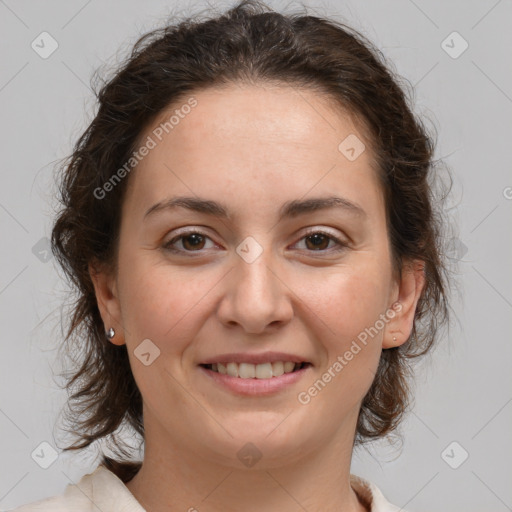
[199,361,312,379]
[198,360,313,396]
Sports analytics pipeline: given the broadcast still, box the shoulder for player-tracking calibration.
[350,474,406,512]
[3,465,144,512]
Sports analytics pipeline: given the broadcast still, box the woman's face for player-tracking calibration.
[93,83,423,467]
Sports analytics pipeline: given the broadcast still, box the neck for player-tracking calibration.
[125,412,368,512]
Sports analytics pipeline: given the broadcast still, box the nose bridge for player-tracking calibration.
[235,234,280,302]
[219,234,292,332]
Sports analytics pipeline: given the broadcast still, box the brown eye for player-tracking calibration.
[292,230,348,254]
[181,233,206,251]
[163,231,215,253]
[304,233,331,251]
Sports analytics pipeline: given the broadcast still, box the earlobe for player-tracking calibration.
[88,262,125,346]
[383,260,426,349]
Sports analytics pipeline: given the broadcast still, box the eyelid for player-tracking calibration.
[290,227,348,252]
[298,226,345,241]
[162,226,220,253]
[162,226,349,254]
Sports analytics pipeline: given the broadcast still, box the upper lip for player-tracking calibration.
[199,351,311,365]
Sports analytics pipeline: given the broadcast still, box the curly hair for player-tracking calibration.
[51,0,453,483]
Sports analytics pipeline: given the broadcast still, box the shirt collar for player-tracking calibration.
[79,465,403,512]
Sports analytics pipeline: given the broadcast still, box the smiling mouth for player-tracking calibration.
[199,362,311,379]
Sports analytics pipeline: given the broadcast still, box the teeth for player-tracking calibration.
[212,361,304,379]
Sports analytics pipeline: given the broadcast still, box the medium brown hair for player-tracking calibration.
[51,0,453,483]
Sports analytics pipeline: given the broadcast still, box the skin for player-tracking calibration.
[90,83,425,512]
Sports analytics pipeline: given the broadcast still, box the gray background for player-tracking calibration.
[0,0,511,510]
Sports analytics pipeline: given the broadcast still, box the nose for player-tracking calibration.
[216,244,294,334]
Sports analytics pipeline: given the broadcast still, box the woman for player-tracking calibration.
[9,0,451,510]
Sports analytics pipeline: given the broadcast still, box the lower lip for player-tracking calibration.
[198,364,312,396]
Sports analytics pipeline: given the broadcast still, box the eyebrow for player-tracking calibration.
[143,195,367,222]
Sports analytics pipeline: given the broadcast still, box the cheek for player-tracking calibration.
[116,263,213,395]
[301,265,390,342]
[117,254,217,348]
[300,265,389,396]
[309,272,387,405]
[291,273,387,421]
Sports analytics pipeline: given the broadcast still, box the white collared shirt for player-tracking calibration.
[5,465,406,511]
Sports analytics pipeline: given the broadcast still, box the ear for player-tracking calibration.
[383,259,426,349]
[88,261,125,346]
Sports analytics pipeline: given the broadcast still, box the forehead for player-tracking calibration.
[123,84,382,220]
[150,83,367,155]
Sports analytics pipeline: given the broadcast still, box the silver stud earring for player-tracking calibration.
[393,336,397,342]
[107,327,115,339]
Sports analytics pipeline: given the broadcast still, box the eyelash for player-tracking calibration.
[162,228,348,256]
